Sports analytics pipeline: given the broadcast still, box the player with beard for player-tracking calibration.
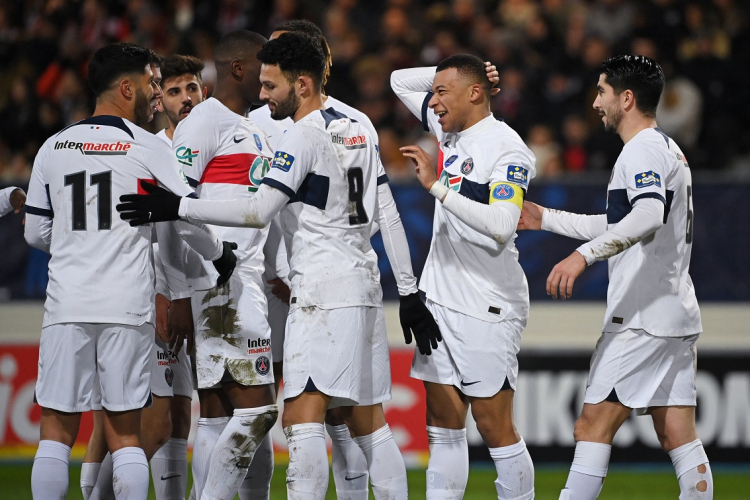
[25,42,235,500]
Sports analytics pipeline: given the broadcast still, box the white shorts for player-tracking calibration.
[411,300,524,398]
[151,338,193,399]
[191,276,274,389]
[283,304,391,409]
[266,289,289,364]
[584,329,698,414]
[36,323,153,413]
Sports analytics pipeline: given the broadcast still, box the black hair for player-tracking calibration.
[599,55,665,117]
[257,32,326,91]
[160,54,205,86]
[214,30,267,63]
[273,19,332,85]
[88,42,157,97]
[435,54,492,96]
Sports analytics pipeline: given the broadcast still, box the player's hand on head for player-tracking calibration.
[400,145,438,191]
[116,180,182,226]
[399,292,442,355]
[10,188,26,214]
[484,61,500,96]
[546,250,587,300]
[517,201,545,231]
[267,277,291,305]
[213,241,238,287]
[168,298,193,355]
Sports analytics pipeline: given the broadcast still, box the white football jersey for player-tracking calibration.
[262,108,382,308]
[25,115,195,326]
[602,127,701,336]
[173,98,274,291]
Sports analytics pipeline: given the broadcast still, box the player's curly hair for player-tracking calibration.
[600,55,665,118]
[257,32,326,92]
[160,54,205,87]
[274,19,332,87]
[88,42,158,97]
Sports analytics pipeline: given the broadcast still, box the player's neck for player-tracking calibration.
[460,108,492,133]
[165,122,176,140]
[618,115,658,144]
[211,85,251,116]
[292,94,326,122]
[92,100,135,123]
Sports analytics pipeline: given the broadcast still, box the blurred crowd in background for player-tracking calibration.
[0,0,749,186]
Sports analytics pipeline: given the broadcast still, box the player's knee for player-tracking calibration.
[573,415,601,443]
[324,408,346,427]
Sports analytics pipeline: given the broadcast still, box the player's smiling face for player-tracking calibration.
[593,74,623,134]
[429,67,469,133]
[132,64,158,126]
[161,74,205,127]
[150,64,163,116]
[259,63,299,120]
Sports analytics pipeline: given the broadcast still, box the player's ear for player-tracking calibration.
[119,78,134,100]
[296,75,310,97]
[622,89,636,112]
[468,83,483,103]
[202,86,208,99]
[230,59,243,79]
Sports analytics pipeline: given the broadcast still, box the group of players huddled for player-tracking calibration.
[15,16,712,500]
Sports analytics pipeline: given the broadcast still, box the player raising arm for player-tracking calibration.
[518,55,711,500]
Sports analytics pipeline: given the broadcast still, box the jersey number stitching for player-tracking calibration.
[685,185,694,244]
[347,167,368,225]
[64,170,112,231]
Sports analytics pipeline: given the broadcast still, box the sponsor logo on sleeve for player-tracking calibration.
[254,133,263,151]
[506,165,529,186]
[460,157,474,175]
[255,355,270,376]
[272,151,294,172]
[635,171,661,188]
[176,147,199,167]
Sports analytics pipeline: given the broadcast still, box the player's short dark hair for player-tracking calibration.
[274,19,332,85]
[436,54,491,96]
[214,30,267,63]
[160,54,205,86]
[88,42,158,97]
[257,32,326,91]
[600,55,665,118]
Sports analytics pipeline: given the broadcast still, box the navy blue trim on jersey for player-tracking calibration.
[377,174,389,185]
[186,176,199,188]
[261,177,295,199]
[606,189,630,224]
[421,93,433,132]
[58,115,135,140]
[185,193,198,199]
[664,189,674,223]
[458,178,490,204]
[44,184,54,218]
[653,127,670,146]
[631,192,666,206]
[321,108,354,129]
[288,173,330,210]
[25,205,53,217]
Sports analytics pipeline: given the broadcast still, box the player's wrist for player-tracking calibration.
[575,245,595,266]
[177,197,190,219]
[429,181,449,202]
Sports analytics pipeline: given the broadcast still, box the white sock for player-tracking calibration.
[353,424,408,500]
[560,441,611,500]
[425,426,468,499]
[285,423,329,500]
[81,461,102,500]
[32,440,71,499]
[669,439,713,499]
[151,438,188,500]
[192,416,230,499]
[489,438,535,500]
[111,447,149,500]
[201,405,278,500]
[327,423,369,500]
[90,452,114,500]
[239,433,274,500]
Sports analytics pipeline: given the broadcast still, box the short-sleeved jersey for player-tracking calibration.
[25,115,194,327]
[420,101,537,322]
[603,127,701,336]
[261,108,382,308]
[173,98,274,290]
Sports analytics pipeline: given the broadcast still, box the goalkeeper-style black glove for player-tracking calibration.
[117,180,182,226]
[399,292,442,355]
[213,241,238,287]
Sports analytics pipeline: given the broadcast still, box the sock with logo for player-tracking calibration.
[201,406,278,500]
[559,441,611,500]
[353,424,408,500]
[669,439,713,499]
[81,461,102,500]
[238,433,274,500]
[151,438,188,500]
[489,438,535,499]
[327,423,369,500]
[31,440,71,499]
[89,452,114,500]
[285,423,329,499]
[111,447,150,499]
[425,426,468,499]
[192,416,230,498]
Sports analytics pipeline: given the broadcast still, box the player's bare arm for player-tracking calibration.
[517,201,544,231]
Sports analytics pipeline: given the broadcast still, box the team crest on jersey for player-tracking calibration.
[460,158,474,175]
[444,155,458,167]
[492,183,515,201]
[176,146,199,167]
[164,367,174,387]
[248,156,271,192]
[439,170,463,192]
[254,134,263,151]
[273,151,294,172]
[507,165,529,186]
[255,356,270,376]
[635,171,661,188]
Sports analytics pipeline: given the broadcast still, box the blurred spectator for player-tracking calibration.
[656,60,702,150]
[586,0,635,45]
[526,124,562,179]
[561,115,590,173]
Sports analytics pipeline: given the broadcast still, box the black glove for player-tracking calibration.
[399,292,442,355]
[213,241,238,287]
[117,180,182,226]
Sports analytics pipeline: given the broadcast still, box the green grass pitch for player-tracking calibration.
[1,463,747,499]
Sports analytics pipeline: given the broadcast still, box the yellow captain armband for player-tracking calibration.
[489,182,524,210]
